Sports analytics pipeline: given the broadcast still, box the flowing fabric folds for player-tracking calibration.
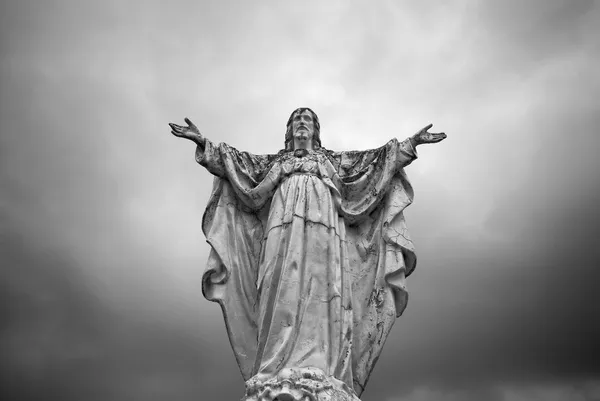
[198,138,417,396]
[201,177,265,380]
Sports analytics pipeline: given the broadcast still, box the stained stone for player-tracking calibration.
[169,108,446,401]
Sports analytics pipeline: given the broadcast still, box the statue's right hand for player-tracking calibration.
[169,117,205,146]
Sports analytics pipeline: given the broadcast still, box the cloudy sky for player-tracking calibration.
[1,1,599,400]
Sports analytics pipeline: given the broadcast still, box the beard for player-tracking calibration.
[293,133,312,150]
[294,128,311,142]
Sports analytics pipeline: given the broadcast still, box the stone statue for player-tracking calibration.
[169,108,446,401]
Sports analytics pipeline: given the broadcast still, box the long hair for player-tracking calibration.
[284,107,321,151]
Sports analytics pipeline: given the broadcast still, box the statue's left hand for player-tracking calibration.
[411,124,447,146]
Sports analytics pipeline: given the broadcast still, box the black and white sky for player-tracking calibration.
[1,1,599,400]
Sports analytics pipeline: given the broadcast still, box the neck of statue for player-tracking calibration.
[293,140,313,151]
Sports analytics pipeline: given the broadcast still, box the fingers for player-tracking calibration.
[169,122,189,138]
[169,121,198,140]
[169,120,197,130]
[184,117,198,130]
[169,122,184,132]
[416,131,447,144]
[171,129,185,138]
[416,123,433,137]
[428,132,446,143]
[169,123,182,137]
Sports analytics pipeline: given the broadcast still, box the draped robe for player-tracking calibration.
[196,138,418,397]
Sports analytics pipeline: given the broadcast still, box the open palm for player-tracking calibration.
[169,117,204,145]
[413,123,447,144]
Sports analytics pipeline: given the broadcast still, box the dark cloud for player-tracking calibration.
[0,210,245,400]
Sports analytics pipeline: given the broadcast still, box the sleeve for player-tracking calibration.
[397,137,418,169]
[329,138,418,182]
[195,139,277,183]
[195,139,227,178]
[329,137,417,179]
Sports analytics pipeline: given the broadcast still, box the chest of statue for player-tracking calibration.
[278,150,326,177]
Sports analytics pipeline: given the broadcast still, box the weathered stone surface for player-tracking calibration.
[243,367,360,401]
[169,108,446,400]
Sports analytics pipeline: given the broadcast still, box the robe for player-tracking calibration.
[196,138,418,397]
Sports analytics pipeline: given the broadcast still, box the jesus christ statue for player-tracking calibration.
[169,108,446,401]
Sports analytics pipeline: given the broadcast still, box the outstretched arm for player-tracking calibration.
[331,123,447,176]
[169,117,228,177]
[409,123,447,149]
[169,117,277,180]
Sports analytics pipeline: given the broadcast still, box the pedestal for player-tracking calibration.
[242,367,361,401]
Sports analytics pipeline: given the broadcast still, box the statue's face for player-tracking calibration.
[291,110,315,149]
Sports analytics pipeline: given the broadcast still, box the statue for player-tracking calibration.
[169,108,446,401]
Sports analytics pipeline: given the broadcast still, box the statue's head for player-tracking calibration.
[284,107,321,151]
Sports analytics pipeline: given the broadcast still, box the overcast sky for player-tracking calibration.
[1,1,599,400]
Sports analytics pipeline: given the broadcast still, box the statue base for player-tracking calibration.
[242,367,361,401]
